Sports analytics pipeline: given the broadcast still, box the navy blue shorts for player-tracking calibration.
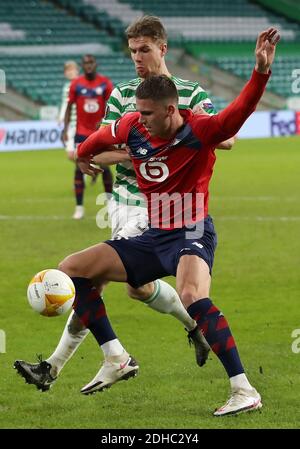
[105,216,217,288]
[75,134,88,144]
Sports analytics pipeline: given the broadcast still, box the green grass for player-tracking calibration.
[0,137,300,429]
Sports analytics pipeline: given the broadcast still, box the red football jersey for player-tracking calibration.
[78,70,270,228]
[68,74,113,136]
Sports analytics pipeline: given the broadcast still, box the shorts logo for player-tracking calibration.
[192,242,203,249]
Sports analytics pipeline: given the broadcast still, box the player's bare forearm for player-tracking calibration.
[216,137,235,150]
[93,149,130,165]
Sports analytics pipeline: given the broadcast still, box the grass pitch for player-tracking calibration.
[0,136,299,429]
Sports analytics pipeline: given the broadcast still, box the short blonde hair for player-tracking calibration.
[126,15,167,44]
[64,60,78,70]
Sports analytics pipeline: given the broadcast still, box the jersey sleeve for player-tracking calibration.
[101,86,123,126]
[193,69,271,147]
[68,79,76,104]
[77,113,137,157]
[190,84,217,115]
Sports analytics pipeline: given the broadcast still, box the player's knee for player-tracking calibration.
[58,255,78,277]
[180,287,199,308]
[127,283,153,301]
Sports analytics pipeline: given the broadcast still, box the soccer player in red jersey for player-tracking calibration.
[28,29,280,415]
[62,54,114,219]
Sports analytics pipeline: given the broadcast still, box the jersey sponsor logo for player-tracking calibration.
[84,99,99,113]
[139,161,169,182]
[148,156,168,162]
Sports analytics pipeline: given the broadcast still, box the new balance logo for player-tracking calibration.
[137,147,148,155]
[192,242,203,249]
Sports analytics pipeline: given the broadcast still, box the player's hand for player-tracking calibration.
[61,128,68,146]
[193,105,210,116]
[255,28,280,74]
[77,157,103,176]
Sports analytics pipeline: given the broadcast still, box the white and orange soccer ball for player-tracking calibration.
[27,269,75,317]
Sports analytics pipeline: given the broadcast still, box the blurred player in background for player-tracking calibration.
[62,54,114,219]
[58,60,79,162]
[14,17,233,395]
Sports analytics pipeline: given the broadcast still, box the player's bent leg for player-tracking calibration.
[46,310,89,377]
[128,281,196,330]
[60,243,139,394]
[177,255,261,415]
[127,280,210,367]
[59,242,127,281]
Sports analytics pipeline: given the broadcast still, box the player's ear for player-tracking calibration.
[167,104,176,116]
[160,43,167,57]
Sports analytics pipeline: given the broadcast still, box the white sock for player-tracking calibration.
[46,310,89,377]
[101,339,126,358]
[144,280,196,331]
[230,373,253,391]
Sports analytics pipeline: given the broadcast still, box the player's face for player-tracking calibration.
[137,98,173,138]
[128,37,167,79]
[82,57,97,76]
[64,66,78,81]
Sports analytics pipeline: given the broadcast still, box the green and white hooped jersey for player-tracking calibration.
[59,81,77,127]
[102,76,217,207]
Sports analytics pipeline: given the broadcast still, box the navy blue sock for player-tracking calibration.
[187,298,244,378]
[74,165,85,205]
[72,277,117,346]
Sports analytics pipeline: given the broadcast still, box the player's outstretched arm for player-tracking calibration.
[255,27,280,74]
[93,149,131,165]
[201,28,280,147]
[75,114,136,175]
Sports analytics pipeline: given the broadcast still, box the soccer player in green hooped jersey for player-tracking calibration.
[99,17,234,307]
[13,16,234,395]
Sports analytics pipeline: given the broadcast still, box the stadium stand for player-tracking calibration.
[1,0,300,116]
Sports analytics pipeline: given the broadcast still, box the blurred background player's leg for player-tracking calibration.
[73,163,85,219]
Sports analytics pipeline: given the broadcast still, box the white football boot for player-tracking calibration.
[72,205,84,220]
[213,387,262,416]
[81,352,139,395]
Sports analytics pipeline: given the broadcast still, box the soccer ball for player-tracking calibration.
[27,269,75,317]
